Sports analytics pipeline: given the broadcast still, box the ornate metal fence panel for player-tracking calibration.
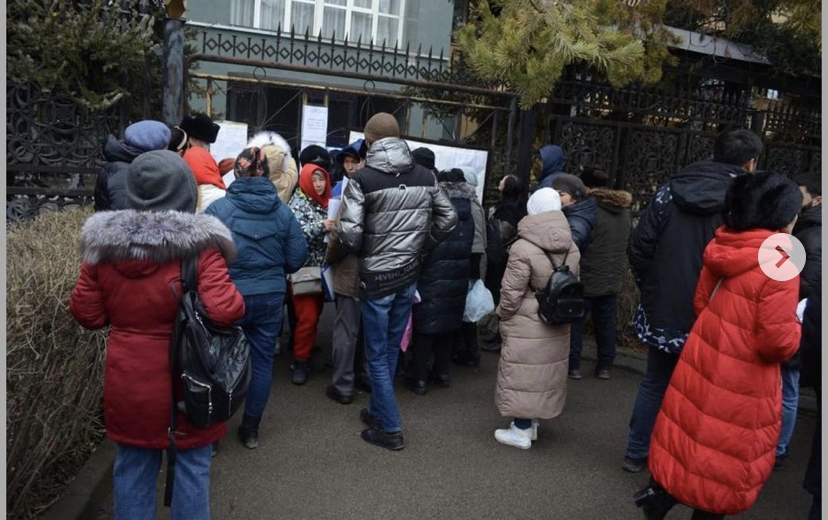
[547,69,820,211]
[6,82,123,221]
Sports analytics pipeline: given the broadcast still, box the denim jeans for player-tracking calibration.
[625,347,679,460]
[237,293,285,418]
[113,444,211,520]
[361,283,417,433]
[777,366,800,457]
[569,294,618,372]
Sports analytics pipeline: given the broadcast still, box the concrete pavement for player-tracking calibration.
[178,327,815,519]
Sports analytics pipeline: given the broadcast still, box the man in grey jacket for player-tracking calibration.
[339,113,457,450]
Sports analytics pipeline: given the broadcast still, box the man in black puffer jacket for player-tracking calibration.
[622,128,763,473]
[339,113,457,451]
[94,121,171,211]
[408,169,475,396]
[775,172,822,470]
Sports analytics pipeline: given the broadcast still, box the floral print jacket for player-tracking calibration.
[288,189,327,267]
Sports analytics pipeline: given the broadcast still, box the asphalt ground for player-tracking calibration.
[97,305,816,519]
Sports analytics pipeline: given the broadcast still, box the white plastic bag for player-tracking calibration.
[463,280,495,323]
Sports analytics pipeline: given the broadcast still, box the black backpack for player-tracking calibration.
[536,251,585,325]
[164,255,250,506]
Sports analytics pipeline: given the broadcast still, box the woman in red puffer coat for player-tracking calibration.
[639,172,803,520]
[70,150,244,520]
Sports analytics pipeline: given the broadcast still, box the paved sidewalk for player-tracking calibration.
[147,341,814,519]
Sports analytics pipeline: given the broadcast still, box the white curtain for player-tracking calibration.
[322,7,347,39]
[261,0,286,30]
[378,0,400,16]
[230,0,255,27]
[350,12,373,43]
[291,1,316,34]
[377,15,398,46]
[353,0,371,8]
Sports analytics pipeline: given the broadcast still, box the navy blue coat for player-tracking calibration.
[414,183,474,335]
[205,176,308,297]
[94,135,141,211]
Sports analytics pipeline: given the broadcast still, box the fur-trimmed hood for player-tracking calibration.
[589,188,632,213]
[441,180,477,201]
[80,210,236,265]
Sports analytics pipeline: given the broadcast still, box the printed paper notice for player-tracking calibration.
[301,105,328,151]
[211,121,248,165]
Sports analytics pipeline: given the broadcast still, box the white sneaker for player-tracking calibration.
[494,424,532,449]
[509,419,539,441]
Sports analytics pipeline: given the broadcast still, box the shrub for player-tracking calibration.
[7,208,107,520]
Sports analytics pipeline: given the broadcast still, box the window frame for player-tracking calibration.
[248,0,406,47]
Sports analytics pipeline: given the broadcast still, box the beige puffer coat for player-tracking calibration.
[495,211,580,420]
[247,132,299,203]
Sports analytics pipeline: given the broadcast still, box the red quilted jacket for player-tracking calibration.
[649,227,801,515]
[70,210,245,450]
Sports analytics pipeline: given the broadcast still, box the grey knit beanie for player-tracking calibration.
[551,173,588,202]
[125,150,198,213]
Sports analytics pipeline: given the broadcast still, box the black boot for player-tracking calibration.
[238,414,261,450]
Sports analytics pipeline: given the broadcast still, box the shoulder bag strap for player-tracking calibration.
[164,257,194,507]
[708,277,724,303]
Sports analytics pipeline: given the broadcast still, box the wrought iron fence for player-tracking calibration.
[193,22,499,89]
[545,69,821,210]
[6,82,122,221]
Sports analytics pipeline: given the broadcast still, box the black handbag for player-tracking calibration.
[164,255,251,506]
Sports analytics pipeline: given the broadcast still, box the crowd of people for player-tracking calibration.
[73,114,820,519]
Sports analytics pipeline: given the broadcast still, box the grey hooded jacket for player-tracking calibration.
[339,137,458,299]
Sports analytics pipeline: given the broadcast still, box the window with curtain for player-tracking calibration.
[230,0,405,47]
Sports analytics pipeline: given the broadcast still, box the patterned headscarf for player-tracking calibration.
[234,147,269,179]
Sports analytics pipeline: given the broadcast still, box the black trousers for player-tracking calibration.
[411,331,453,382]
[644,478,726,520]
[452,322,480,361]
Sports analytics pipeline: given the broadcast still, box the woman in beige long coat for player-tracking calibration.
[494,188,580,449]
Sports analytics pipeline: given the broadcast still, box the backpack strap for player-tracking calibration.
[164,255,197,508]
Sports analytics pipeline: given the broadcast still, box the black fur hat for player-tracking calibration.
[179,113,220,144]
[299,145,331,172]
[725,171,803,231]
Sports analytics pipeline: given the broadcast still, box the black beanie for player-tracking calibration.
[726,172,803,231]
[412,147,436,171]
[180,113,220,144]
[125,150,198,213]
[299,145,331,172]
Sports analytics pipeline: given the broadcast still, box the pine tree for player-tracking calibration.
[455,0,676,109]
[7,0,160,111]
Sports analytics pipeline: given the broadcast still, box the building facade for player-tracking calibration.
[186,0,472,148]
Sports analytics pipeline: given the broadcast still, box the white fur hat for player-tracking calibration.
[247,131,292,173]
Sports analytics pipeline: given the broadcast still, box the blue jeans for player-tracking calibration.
[361,283,417,433]
[625,347,679,460]
[238,293,285,418]
[569,294,618,372]
[113,444,211,520]
[777,366,800,457]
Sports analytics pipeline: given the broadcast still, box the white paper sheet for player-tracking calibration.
[348,131,489,203]
[210,120,248,165]
[301,105,328,152]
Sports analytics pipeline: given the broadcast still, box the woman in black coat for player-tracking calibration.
[485,175,527,306]
[407,169,475,395]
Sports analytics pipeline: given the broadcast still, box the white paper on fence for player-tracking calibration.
[210,121,248,165]
[301,105,328,150]
[348,131,489,204]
